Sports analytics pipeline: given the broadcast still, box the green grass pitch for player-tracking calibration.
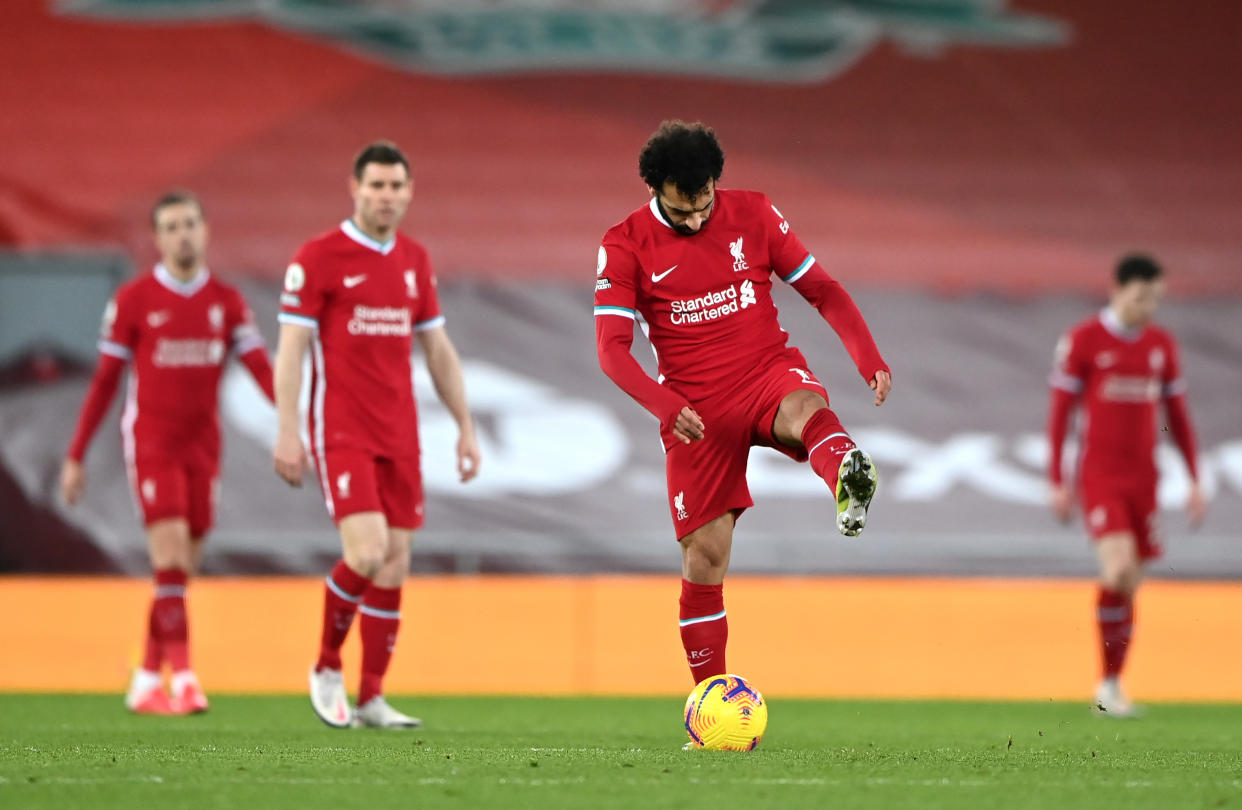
[2,695,1240,809]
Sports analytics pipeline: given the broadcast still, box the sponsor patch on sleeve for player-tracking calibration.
[595,277,612,291]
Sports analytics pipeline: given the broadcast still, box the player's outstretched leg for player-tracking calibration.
[799,407,877,536]
[836,448,878,537]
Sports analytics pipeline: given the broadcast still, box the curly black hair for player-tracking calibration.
[638,120,725,199]
[1115,253,1163,285]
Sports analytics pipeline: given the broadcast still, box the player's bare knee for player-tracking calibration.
[775,390,828,440]
[342,535,386,577]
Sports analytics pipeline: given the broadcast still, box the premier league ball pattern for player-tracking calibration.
[684,674,768,751]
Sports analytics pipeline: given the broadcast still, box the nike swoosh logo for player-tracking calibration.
[147,312,170,327]
[651,265,678,283]
[688,659,714,668]
[343,275,368,288]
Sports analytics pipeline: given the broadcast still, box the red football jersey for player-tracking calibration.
[278,220,443,460]
[595,189,874,400]
[99,264,265,466]
[1050,308,1185,483]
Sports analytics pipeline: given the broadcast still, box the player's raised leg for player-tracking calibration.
[310,511,386,728]
[353,525,421,729]
[678,512,734,682]
[1094,533,1142,717]
[773,389,877,537]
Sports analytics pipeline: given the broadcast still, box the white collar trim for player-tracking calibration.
[1100,306,1142,341]
[155,263,210,297]
[341,219,396,255]
[648,197,672,230]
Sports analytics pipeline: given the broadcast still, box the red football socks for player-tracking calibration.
[358,585,402,706]
[1097,587,1134,679]
[317,560,370,672]
[679,579,728,683]
[150,568,190,672]
[801,408,855,490]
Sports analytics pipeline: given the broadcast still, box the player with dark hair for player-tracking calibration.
[1048,253,1205,716]
[273,140,480,729]
[595,120,891,685]
[61,190,275,715]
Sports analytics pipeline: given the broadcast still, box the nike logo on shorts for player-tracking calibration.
[651,265,678,283]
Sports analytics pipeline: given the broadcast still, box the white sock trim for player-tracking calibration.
[807,432,850,458]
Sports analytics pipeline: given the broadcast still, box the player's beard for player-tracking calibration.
[172,245,199,273]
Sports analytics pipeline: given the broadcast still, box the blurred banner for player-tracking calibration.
[2,0,1239,293]
[2,282,1238,577]
[1,1,1238,576]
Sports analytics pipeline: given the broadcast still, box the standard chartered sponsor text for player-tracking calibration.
[154,338,226,367]
[349,305,412,336]
[670,286,739,326]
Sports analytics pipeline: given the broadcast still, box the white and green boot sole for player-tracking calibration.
[836,448,877,537]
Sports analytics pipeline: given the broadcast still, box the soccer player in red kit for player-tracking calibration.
[60,191,275,715]
[595,121,892,686]
[273,141,480,729]
[1047,255,1205,717]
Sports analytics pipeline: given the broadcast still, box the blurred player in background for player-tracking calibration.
[61,191,275,715]
[1047,254,1205,717]
[273,141,480,729]
[595,120,891,686]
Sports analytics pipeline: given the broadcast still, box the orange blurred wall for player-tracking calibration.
[2,576,1239,700]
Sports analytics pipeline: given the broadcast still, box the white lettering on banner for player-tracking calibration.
[153,338,226,367]
[347,305,412,336]
[219,367,1240,505]
[220,359,627,497]
[746,427,1234,509]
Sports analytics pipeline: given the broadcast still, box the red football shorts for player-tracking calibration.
[127,456,218,539]
[661,350,829,540]
[1081,479,1162,561]
[316,448,424,529]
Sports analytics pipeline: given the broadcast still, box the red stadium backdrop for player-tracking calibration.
[1,0,1239,294]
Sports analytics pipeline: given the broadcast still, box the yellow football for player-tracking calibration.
[683,673,768,751]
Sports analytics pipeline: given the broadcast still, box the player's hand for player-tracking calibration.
[672,406,705,444]
[1186,481,1207,529]
[1050,483,1073,524]
[273,431,309,488]
[869,370,892,406]
[457,428,481,483]
[60,459,86,505]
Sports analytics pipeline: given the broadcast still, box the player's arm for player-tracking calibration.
[1047,332,1085,522]
[62,294,136,505]
[229,293,275,403]
[788,265,891,405]
[272,322,312,487]
[1161,338,1205,525]
[417,325,480,483]
[594,242,702,443]
[764,198,890,405]
[61,352,127,505]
